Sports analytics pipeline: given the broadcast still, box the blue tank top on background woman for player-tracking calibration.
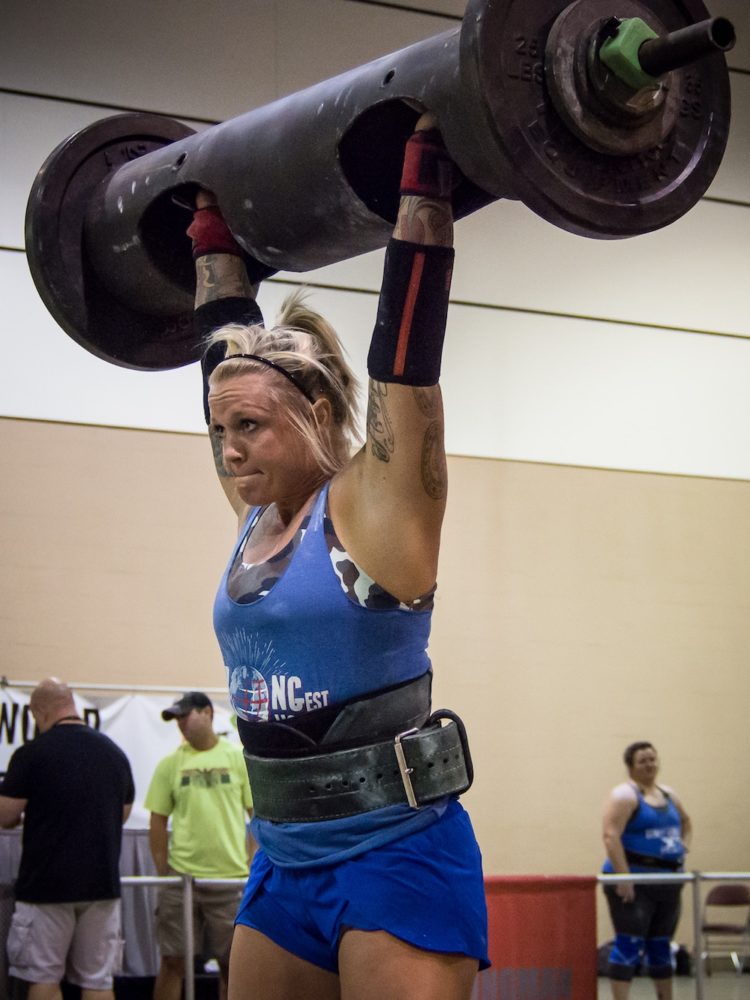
[602,787,684,873]
[213,482,449,867]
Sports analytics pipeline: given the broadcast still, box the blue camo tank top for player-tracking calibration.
[213,482,445,867]
[602,786,684,872]
[214,482,432,724]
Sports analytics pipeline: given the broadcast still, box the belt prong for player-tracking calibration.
[394,728,420,808]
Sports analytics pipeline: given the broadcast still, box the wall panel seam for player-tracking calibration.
[2,415,749,486]
[343,0,460,20]
[0,87,219,126]
[2,252,748,342]
[702,196,750,209]
[2,62,746,125]
[269,277,750,342]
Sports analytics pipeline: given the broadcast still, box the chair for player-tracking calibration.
[700,883,750,975]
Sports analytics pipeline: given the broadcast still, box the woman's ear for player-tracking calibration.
[312,396,333,428]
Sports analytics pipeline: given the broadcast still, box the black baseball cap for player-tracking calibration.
[161,691,213,721]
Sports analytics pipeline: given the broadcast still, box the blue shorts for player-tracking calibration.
[236,799,489,973]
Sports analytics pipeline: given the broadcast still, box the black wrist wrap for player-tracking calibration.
[197,297,264,424]
[242,257,278,288]
[367,239,454,387]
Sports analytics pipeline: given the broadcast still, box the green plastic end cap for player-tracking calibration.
[599,17,660,91]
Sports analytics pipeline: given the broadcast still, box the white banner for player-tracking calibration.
[0,688,240,828]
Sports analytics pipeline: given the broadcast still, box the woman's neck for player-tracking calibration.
[632,779,659,797]
[273,478,327,527]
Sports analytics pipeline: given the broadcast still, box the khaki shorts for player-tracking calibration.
[7,899,123,989]
[156,872,243,964]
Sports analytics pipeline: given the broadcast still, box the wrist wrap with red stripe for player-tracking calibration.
[367,239,454,386]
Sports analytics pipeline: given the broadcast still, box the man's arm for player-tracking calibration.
[0,795,26,829]
[123,802,133,824]
[149,812,170,876]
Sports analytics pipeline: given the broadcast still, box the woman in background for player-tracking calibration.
[602,741,692,1000]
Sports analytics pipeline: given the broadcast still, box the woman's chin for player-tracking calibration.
[236,477,266,505]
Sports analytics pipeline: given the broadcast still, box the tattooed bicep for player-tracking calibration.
[412,385,440,419]
[367,380,395,463]
[421,421,447,500]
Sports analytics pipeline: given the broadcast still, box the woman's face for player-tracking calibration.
[209,371,320,508]
[629,746,659,785]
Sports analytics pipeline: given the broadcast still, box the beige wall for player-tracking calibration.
[3,415,749,944]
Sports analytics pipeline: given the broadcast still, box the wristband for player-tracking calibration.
[187,206,278,286]
[399,129,454,200]
[367,239,454,387]
[187,205,243,259]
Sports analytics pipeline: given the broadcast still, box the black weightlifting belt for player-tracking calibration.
[244,714,472,823]
[625,850,683,872]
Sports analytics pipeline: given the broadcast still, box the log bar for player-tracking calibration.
[25,0,733,369]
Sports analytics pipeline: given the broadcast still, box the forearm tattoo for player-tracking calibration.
[421,421,447,500]
[195,254,254,307]
[394,198,453,247]
[412,386,440,419]
[367,381,395,463]
[209,428,230,478]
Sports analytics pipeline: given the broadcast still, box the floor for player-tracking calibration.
[597,973,750,1000]
[7,971,749,999]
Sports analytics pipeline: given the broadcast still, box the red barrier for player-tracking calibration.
[472,876,598,1000]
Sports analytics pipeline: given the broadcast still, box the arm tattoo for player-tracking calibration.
[195,254,254,307]
[367,381,395,463]
[209,428,230,478]
[394,198,453,247]
[412,386,440,419]
[421,421,447,500]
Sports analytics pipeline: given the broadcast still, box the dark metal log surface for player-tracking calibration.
[25,0,732,369]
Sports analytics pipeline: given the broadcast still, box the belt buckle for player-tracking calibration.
[394,728,420,808]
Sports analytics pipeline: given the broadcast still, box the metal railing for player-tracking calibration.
[598,870,750,1000]
[5,869,740,1000]
[121,873,247,1000]
[125,870,750,1000]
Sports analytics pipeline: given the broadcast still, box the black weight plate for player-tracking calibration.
[461,0,731,237]
[25,114,197,369]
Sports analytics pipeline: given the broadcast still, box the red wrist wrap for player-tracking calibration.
[399,129,454,200]
[187,206,243,259]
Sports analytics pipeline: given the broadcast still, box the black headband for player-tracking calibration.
[217,353,316,405]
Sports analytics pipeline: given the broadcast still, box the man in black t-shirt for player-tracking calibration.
[0,678,135,1000]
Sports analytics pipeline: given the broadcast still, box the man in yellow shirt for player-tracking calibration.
[145,692,254,1000]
